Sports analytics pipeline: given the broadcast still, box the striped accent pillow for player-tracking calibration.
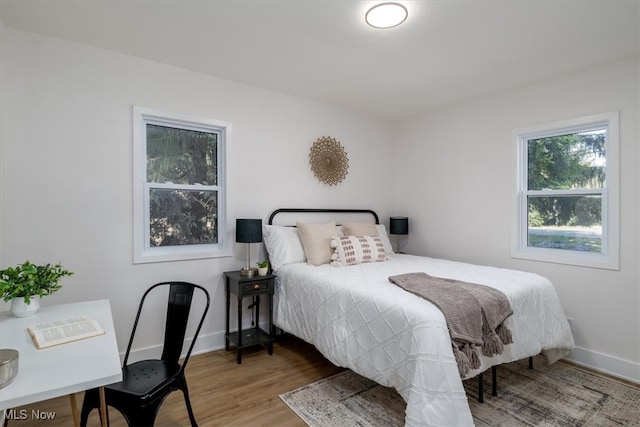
[331,235,388,266]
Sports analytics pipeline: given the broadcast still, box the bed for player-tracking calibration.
[264,209,575,426]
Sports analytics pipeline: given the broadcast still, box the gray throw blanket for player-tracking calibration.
[388,272,514,377]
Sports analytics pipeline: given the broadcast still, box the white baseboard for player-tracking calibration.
[565,346,640,384]
[123,330,227,364]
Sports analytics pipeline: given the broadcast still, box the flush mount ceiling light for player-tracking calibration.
[365,2,408,29]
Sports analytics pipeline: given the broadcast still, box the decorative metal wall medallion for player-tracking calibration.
[309,136,349,186]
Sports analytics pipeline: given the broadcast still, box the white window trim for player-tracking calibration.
[511,111,619,270]
[133,106,233,264]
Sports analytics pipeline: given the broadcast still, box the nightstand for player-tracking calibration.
[223,270,275,364]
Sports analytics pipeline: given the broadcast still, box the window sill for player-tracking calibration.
[511,247,619,271]
[134,245,232,264]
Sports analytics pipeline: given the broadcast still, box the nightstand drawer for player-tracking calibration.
[243,280,272,294]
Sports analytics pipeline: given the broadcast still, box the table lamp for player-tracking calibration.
[390,216,409,253]
[236,218,262,276]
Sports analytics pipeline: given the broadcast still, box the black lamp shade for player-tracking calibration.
[390,217,409,235]
[236,219,263,243]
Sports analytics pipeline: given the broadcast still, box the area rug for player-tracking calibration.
[280,356,640,426]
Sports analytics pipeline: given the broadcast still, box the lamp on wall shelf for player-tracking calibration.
[390,216,409,253]
[236,218,262,276]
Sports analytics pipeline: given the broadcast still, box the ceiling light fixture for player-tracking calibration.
[365,2,408,29]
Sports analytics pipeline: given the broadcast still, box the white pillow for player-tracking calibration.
[296,222,338,266]
[342,222,394,254]
[262,225,306,272]
[375,224,395,254]
[331,235,389,266]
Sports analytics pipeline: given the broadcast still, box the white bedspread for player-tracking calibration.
[274,254,574,426]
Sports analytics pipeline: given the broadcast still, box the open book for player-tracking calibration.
[28,316,105,349]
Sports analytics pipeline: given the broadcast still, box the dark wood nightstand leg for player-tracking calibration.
[268,292,274,355]
[237,296,243,364]
[225,279,230,351]
[255,295,260,329]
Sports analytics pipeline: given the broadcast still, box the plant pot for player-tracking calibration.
[11,297,40,318]
[257,267,268,276]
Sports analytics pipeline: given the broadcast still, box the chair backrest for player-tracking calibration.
[122,281,210,369]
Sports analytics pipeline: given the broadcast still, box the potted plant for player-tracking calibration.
[256,260,269,277]
[0,261,73,317]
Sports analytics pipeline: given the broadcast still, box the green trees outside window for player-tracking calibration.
[146,124,219,247]
[526,129,606,252]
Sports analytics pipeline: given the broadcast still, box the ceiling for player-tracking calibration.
[0,0,638,120]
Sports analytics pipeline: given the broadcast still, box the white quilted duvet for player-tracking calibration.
[274,253,575,426]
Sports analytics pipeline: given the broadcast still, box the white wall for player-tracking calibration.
[395,57,640,382]
[2,29,395,355]
[637,8,640,386]
[0,13,5,268]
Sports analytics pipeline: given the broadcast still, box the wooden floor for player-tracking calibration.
[5,335,343,426]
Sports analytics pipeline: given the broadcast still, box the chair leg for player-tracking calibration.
[120,401,164,427]
[179,378,198,426]
[477,372,484,403]
[80,388,100,427]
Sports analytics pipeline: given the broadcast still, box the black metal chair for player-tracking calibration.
[80,282,210,427]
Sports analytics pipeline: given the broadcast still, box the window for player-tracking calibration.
[511,112,619,270]
[133,107,231,263]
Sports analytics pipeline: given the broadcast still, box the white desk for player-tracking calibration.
[0,299,122,424]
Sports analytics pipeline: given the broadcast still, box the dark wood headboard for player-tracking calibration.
[268,208,379,225]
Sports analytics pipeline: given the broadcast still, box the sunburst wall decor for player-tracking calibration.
[309,136,349,186]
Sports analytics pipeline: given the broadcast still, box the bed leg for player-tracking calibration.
[528,356,533,369]
[478,372,484,403]
[491,366,497,396]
